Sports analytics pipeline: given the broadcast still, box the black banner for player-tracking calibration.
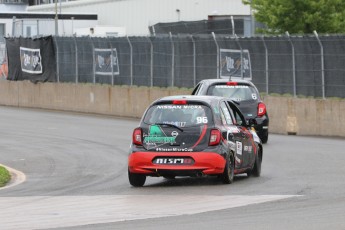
[5,36,56,82]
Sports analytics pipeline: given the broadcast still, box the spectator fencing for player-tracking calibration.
[5,33,345,98]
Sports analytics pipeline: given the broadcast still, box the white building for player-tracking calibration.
[27,0,253,36]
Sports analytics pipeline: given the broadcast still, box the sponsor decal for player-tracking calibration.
[171,131,179,137]
[153,157,194,165]
[144,136,175,143]
[157,105,202,109]
[155,147,193,152]
[227,127,240,134]
[220,49,252,80]
[235,156,241,164]
[143,125,177,149]
[20,47,43,74]
[232,97,242,102]
[236,141,242,155]
[94,48,119,75]
[244,145,253,152]
[163,121,186,127]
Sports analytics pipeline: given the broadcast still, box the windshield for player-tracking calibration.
[207,84,258,102]
[143,103,213,128]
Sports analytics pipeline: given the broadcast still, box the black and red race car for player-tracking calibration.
[192,79,269,143]
[128,95,263,187]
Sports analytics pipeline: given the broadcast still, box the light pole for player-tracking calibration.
[250,0,255,36]
[55,0,58,35]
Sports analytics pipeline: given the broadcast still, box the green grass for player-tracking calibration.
[0,166,11,187]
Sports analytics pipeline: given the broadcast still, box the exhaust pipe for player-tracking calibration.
[196,172,204,177]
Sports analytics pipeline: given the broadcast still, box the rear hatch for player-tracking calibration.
[206,82,259,119]
[141,101,213,152]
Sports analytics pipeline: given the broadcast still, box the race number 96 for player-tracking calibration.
[197,116,208,124]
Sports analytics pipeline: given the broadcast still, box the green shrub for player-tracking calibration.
[0,166,11,187]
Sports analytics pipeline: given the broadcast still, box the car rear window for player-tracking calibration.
[143,103,213,128]
[207,84,258,102]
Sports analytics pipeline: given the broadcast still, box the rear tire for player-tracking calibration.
[221,153,234,184]
[128,169,146,187]
[247,146,262,177]
[260,132,268,144]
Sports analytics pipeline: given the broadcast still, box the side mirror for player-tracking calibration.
[247,118,257,127]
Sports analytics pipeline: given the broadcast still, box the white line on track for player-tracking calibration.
[0,194,300,230]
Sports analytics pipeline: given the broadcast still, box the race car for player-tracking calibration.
[192,79,269,143]
[128,95,263,187]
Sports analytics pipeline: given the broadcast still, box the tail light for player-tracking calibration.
[132,128,143,145]
[226,81,238,86]
[172,100,187,105]
[209,129,221,146]
[258,102,266,117]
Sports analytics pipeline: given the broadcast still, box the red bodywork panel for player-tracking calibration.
[128,151,226,175]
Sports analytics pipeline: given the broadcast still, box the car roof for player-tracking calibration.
[198,78,256,86]
[152,95,226,105]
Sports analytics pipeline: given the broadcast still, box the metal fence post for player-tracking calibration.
[230,16,235,36]
[169,32,175,87]
[211,32,220,79]
[109,43,115,85]
[285,31,296,97]
[126,36,133,86]
[12,16,16,36]
[261,36,269,94]
[146,36,153,87]
[90,36,95,84]
[73,36,78,83]
[313,31,325,99]
[37,20,39,36]
[191,35,196,86]
[53,37,60,82]
[235,34,244,79]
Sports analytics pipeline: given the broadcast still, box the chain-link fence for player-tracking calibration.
[3,33,345,98]
[52,34,345,98]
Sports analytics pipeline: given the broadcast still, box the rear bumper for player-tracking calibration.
[128,151,226,176]
[254,115,269,135]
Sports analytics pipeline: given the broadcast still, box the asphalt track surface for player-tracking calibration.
[0,106,345,230]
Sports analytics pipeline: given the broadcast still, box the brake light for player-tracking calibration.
[132,128,143,145]
[209,129,221,146]
[172,100,187,105]
[226,82,238,86]
[258,103,266,117]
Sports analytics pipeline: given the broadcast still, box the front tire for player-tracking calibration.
[221,153,234,184]
[128,169,146,187]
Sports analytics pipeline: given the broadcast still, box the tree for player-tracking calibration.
[243,0,345,34]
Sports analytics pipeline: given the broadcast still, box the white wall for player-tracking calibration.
[27,0,250,36]
[6,17,97,37]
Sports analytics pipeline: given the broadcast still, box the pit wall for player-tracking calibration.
[0,81,344,137]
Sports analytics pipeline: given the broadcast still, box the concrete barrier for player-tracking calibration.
[0,80,344,137]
